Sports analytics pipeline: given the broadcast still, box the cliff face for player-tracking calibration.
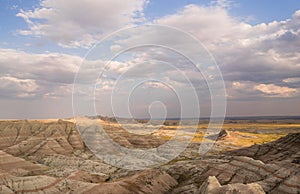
[0,120,299,193]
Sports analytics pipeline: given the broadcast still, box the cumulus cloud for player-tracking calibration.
[16,0,148,48]
[254,84,297,97]
[0,49,81,99]
[283,77,300,83]
[155,4,246,46]
[0,76,39,98]
[228,81,298,100]
[4,1,300,117]
[154,4,300,101]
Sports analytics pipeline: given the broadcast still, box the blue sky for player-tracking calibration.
[145,0,300,24]
[1,0,300,54]
[0,0,300,119]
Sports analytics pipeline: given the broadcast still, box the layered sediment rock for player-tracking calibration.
[0,120,84,157]
[0,151,47,176]
[164,133,300,194]
[0,120,299,193]
[227,132,300,163]
[0,120,176,193]
[0,168,177,193]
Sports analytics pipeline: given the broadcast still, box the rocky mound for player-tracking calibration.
[217,129,230,140]
[205,129,230,141]
[199,176,265,194]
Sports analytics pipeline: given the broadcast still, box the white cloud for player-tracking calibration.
[5,2,300,117]
[144,81,169,89]
[226,81,257,100]
[283,77,300,83]
[232,81,246,89]
[227,81,299,100]
[0,49,82,99]
[155,4,246,46]
[110,44,122,52]
[254,84,297,97]
[17,0,148,48]
[154,4,300,100]
[0,76,39,98]
[0,49,80,82]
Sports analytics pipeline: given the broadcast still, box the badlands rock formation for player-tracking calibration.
[0,120,299,193]
[0,120,175,193]
[163,133,300,193]
[0,120,84,156]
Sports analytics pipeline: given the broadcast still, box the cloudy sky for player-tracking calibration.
[0,0,300,119]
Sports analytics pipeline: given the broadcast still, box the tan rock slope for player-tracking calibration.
[164,133,300,194]
[0,120,176,193]
[0,168,176,194]
[0,120,299,193]
[228,132,300,163]
[0,151,47,176]
[0,120,84,156]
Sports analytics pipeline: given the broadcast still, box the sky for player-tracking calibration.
[0,0,300,119]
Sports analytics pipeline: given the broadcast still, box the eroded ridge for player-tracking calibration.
[0,120,299,193]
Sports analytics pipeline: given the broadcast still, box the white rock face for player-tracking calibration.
[198,176,265,194]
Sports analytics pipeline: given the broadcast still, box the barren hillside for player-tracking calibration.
[0,120,299,193]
